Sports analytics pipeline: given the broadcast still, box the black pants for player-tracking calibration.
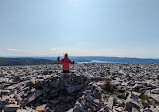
[63,70,69,73]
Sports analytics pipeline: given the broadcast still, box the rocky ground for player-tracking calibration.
[0,63,159,112]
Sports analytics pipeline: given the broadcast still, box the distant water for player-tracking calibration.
[78,60,115,64]
[4,56,159,64]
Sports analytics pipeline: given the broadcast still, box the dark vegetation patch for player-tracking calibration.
[0,58,58,66]
[101,80,117,94]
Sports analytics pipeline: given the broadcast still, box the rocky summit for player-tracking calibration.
[0,63,159,112]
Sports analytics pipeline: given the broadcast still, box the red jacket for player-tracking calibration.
[58,57,74,71]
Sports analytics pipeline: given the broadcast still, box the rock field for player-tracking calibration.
[0,63,159,112]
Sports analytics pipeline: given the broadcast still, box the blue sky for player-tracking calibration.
[0,0,159,58]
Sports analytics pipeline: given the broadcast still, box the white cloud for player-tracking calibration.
[5,49,23,52]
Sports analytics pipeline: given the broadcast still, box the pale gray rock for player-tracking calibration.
[107,97,115,109]
[74,101,87,112]
[3,104,19,112]
[125,92,143,112]
[131,107,139,112]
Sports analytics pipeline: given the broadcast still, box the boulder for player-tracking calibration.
[131,107,139,112]
[107,97,115,109]
[125,92,143,112]
[67,85,81,94]
[3,104,19,112]
[149,93,159,102]
[21,90,42,106]
[45,107,54,112]
[114,107,124,112]
[84,95,94,102]
[50,80,59,88]
[50,100,59,105]
[50,89,59,97]
[74,101,87,112]
[36,104,46,111]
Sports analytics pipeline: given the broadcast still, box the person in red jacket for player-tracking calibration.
[57,53,74,73]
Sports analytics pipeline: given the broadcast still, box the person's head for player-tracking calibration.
[64,53,68,58]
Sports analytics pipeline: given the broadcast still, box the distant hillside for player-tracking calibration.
[0,58,58,66]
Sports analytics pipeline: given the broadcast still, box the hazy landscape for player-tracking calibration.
[1,56,159,66]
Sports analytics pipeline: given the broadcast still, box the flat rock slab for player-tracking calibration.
[66,85,81,94]
[149,94,159,102]
[36,104,46,111]
[3,104,19,112]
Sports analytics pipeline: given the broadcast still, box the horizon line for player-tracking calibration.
[1,56,159,60]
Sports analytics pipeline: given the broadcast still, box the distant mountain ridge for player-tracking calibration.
[0,58,58,66]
